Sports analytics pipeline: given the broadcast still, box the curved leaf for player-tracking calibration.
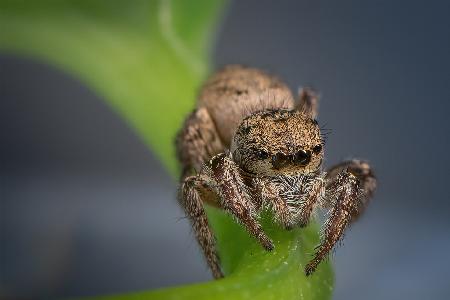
[0,1,334,299]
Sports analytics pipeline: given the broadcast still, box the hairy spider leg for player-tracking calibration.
[326,159,377,218]
[297,87,319,120]
[181,176,223,278]
[305,170,359,275]
[176,107,224,178]
[180,153,274,279]
[305,160,376,275]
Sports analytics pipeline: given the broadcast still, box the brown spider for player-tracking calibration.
[176,65,376,279]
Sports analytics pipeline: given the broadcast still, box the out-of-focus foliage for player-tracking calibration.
[0,1,333,299]
[0,0,221,174]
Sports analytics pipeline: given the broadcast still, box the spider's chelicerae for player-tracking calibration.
[176,65,376,279]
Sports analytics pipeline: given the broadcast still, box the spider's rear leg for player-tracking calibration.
[297,87,319,119]
[305,160,376,275]
[176,107,225,178]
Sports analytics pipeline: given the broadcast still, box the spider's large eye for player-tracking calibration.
[271,152,289,169]
[294,149,311,166]
[313,144,322,154]
[256,149,269,160]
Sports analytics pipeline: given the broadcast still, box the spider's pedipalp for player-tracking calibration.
[296,174,326,227]
[254,177,296,229]
[258,174,326,229]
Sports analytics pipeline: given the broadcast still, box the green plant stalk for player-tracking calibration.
[0,1,334,299]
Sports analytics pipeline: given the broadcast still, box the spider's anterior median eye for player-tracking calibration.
[256,149,269,160]
[271,152,289,169]
[294,149,311,166]
[313,144,323,154]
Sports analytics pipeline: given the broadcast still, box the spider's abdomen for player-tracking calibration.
[198,65,295,146]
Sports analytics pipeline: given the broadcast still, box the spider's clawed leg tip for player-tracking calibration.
[285,224,294,231]
[304,264,316,276]
[298,222,308,228]
[263,240,275,251]
[212,268,225,279]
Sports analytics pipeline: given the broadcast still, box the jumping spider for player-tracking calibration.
[176,65,376,279]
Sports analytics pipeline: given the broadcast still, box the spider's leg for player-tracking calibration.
[297,87,319,119]
[305,171,359,276]
[304,160,376,275]
[176,107,225,178]
[180,153,274,278]
[181,175,223,279]
[206,153,274,251]
[177,107,226,279]
[325,159,377,218]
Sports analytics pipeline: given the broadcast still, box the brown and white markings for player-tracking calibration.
[176,65,376,279]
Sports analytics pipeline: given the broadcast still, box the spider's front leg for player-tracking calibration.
[180,153,274,278]
[305,160,376,275]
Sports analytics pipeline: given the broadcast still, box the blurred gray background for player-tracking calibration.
[1,1,450,299]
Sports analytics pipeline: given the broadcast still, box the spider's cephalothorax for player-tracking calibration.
[176,65,376,278]
[232,109,323,176]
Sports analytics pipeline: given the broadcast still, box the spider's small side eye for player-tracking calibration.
[313,144,322,154]
[256,149,269,160]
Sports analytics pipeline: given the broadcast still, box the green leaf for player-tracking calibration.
[0,1,334,299]
[94,209,333,300]
[0,0,222,174]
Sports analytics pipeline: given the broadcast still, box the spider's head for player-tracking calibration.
[231,109,323,176]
